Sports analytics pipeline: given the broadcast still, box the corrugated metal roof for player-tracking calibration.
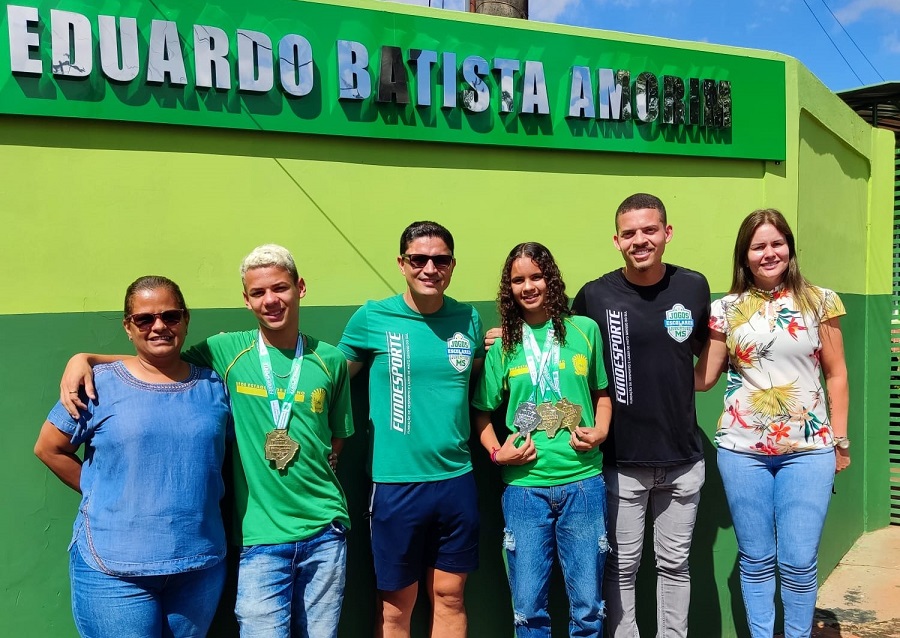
[837,81,900,142]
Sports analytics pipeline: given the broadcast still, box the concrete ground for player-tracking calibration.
[801,525,900,638]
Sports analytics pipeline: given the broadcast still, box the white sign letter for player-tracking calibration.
[194,25,231,90]
[8,5,42,75]
[337,40,370,100]
[98,15,139,82]
[237,29,273,92]
[147,20,187,85]
[279,34,313,97]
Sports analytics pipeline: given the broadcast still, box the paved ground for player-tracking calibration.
[795,525,900,638]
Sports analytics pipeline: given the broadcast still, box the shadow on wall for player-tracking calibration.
[1,115,759,181]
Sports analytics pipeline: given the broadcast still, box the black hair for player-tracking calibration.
[498,242,570,354]
[124,275,188,316]
[615,193,667,230]
[399,221,455,255]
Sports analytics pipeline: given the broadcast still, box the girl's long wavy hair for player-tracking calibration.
[730,209,822,316]
[499,242,571,354]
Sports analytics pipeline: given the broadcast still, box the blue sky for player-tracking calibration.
[384,0,900,91]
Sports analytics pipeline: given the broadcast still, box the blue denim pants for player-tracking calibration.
[235,523,347,638]
[69,545,225,638]
[501,474,608,638]
[717,447,835,638]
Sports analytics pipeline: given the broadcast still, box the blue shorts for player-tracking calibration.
[369,472,480,591]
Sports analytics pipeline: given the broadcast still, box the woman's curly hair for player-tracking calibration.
[499,242,571,355]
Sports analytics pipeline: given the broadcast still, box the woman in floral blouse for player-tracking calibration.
[695,209,850,638]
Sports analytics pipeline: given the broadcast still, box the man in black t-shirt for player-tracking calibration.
[572,193,710,638]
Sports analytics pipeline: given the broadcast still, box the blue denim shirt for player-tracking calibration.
[48,362,230,576]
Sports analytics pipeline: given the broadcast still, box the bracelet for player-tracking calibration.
[834,436,850,450]
[490,447,501,465]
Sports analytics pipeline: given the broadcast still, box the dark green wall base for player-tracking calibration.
[2,293,888,637]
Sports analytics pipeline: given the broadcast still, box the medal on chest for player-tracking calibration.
[264,430,300,470]
[258,331,304,471]
[555,397,583,432]
[520,324,566,438]
[514,401,541,434]
[536,401,565,438]
[518,324,588,439]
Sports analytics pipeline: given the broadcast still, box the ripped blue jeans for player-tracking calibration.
[501,474,608,637]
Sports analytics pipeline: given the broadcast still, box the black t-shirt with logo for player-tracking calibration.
[572,265,710,467]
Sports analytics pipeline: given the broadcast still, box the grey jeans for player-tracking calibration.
[603,460,705,638]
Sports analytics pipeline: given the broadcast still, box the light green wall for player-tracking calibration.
[0,115,772,315]
[792,63,895,536]
[0,4,894,637]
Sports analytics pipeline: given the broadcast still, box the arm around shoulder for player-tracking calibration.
[60,352,126,416]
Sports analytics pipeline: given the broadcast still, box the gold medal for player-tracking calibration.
[556,398,584,432]
[264,429,300,470]
[536,401,564,438]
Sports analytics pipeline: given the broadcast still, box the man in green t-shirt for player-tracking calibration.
[59,245,353,638]
[338,221,484,638]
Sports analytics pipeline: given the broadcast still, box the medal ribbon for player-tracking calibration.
[257,330,304,431]
[522,324,561,403]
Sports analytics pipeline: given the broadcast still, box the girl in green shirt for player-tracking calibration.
[473,242,612,637]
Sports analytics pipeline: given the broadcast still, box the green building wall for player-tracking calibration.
[1,3,894,636]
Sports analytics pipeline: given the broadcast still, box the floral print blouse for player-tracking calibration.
[709,286,845,455]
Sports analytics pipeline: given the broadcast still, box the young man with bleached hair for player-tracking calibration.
[59,244,354,638]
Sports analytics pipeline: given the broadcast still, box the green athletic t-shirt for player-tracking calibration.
[338,294,485,483]
[472,315,608,487]
[183,330,353,545]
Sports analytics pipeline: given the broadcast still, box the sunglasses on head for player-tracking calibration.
[126,309,187,330]
[401,253,454,269]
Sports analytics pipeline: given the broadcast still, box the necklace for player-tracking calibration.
[268,335,305,378]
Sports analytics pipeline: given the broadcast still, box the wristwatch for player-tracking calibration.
[834,437,850,450]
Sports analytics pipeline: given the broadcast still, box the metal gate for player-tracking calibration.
[840,85,900,526]
[892,147,900,525]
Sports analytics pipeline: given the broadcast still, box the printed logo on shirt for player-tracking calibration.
[446,332,473,373]
[511,361,567,377]
[310,388,326,414]
[387,332,411,434]
[606,310,633,405]
[664,303,694,343]
[235,382,304,402]
[572,354,588,377]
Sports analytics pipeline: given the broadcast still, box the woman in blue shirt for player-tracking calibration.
[34,276,231,638]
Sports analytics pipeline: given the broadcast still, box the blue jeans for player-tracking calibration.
[501,474,608,638]
[717,447,835,638]
[69,545,225,638]
[235,522,347,638]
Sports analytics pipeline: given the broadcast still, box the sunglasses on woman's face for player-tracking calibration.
[126,309,187,331]
[401,253,454,270]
